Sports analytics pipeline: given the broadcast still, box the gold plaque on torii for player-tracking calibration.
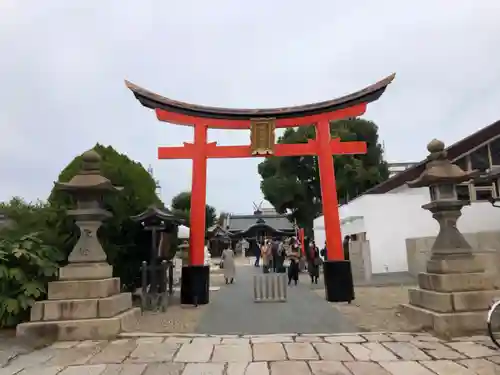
[250,118,276,156]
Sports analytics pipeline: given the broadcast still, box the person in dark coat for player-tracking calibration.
[287,238,300,285]
[343,235,351,261]
[253,239,261,267]
[320,241,327,260]
[270,237,280,272]
[275,239,286,273]
[307,241,321,284]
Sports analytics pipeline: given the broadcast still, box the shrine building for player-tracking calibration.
[223,206,295,254]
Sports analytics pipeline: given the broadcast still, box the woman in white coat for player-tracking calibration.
[221,245,236,284]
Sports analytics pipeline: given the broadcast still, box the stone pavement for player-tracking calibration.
[1,332,500,375]
[195,264,358,334]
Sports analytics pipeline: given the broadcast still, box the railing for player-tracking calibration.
[140,260,174,312]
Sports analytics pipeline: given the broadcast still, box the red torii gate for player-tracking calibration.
[126,73,395,304]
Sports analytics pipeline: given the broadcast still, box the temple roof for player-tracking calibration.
[125,74,395,121]
[224,213,294,232]
[130,205,184,225]
[207,224,232,238]
[234,222,292,237]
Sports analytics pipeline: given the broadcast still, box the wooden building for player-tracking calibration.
[206,224,232,257]
[223,206,295,256]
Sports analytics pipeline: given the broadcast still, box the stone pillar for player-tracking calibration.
[400,139,500,338]
[16,150,140,341]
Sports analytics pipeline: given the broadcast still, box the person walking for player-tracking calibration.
[275,239,286,273]
[241,238,249,258]
[253,239,261,267]
[287,238,300,285]
[320,241,327,261]
[221,245,236,284]
[307,240,321,284]
[270,237,280,272]
[343,235,351,260]
[261,239,272,273]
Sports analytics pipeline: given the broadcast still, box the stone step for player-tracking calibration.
[48,277,120,300]
[418,272,495,293]
[400,303,488,338]
[30,292,132,321]
[17,307,140,341]
[409,287,500,313]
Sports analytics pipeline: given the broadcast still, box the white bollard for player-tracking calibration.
[253,273,287,303]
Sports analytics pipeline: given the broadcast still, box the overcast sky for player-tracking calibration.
[1,1,499,215]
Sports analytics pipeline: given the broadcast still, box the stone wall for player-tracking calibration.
[349,240,372,282]
[406,230,500,287]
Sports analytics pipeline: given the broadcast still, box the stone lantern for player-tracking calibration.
[407,139,477,260]
[56,149,122,278]
[401,139,500,338]
[17,149,140,342]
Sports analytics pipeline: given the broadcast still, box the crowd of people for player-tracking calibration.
[219,235,341,286]
[255,236,323,285]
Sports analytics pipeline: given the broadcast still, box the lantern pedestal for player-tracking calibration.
[59,262,113,280]
[16,264,140,341]
[401,256,500,338]
[323,260,354,303]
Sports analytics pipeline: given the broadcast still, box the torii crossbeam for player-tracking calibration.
[126,73,395,305]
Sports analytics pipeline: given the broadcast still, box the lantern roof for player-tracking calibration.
[55,149,122,192]
[407,139,477,188]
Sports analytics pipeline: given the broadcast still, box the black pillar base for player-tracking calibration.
[323,260,355,303]
[180,265,210,306]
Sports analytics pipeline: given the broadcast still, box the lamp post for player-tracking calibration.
[131,205,183,310]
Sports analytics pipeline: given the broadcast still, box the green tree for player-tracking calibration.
[171,191,217,229]
[48,144,161,291]
[258,118,389,234]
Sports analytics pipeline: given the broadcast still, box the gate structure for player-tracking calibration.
[126,73,395,305]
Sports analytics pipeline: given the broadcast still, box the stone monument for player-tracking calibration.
[17,149,140,341]
[401,139,500,337]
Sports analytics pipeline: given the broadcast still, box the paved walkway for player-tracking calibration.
[1,332,499,375]
[195,265,358,335]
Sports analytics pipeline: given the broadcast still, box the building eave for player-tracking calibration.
[364,119,500,195]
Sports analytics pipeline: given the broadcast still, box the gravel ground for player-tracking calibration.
[315,284,423,332]
[127,300,208,333]
[128,273,228,333]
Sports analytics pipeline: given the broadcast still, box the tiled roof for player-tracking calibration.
[364,119,500,195]
[224,214,294,232]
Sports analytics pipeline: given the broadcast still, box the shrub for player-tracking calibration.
[0,233,62,328]
[0,197,68,253]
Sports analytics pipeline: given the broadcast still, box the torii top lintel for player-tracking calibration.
[124,73,395,129]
